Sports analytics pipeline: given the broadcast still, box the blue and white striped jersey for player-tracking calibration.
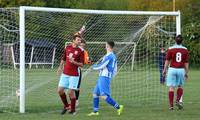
[92,52,117,78]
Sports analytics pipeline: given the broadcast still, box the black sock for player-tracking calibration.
[75,90,80,100]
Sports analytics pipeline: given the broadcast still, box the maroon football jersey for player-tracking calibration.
[62,45,84,76]
[166,44,189,68]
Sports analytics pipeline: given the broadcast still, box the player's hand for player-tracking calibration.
[162,69,166,77]
[78,25,86,34]
[88,61,94,64]
[80,25,85,32]
[69,57,75,64]
[57,67,62,76]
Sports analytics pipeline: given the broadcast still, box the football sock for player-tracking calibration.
[176,87,183,102]
[70,97,76,111]
[93,97,99,112]
[105,96,120,109]
[59,93,69,108]
[75,90,80,100]
[168,91,174,107]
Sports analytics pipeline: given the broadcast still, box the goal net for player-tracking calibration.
[0,7,180,113]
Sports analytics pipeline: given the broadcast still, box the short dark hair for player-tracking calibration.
[175,35,183,45]
[107,41,115,48]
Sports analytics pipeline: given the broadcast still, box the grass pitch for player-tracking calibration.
[0,69,199,120]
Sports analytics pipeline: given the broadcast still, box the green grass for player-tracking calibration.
[0,69,200,120]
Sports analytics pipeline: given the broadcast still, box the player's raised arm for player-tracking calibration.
[78,25,86,35]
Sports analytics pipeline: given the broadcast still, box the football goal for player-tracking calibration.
[0,6,181,113]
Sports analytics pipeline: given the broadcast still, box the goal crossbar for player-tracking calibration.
[20,6,180,16]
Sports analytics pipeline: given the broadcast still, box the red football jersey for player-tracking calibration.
[62,45,84,76]
[166,44,189,68]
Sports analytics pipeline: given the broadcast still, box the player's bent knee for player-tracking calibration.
[57,88,64,95]
[169,87,174,91]
[68,89,75,98]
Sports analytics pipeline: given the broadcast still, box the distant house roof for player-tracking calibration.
[14,40,56,48]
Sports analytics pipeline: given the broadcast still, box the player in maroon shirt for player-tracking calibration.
[163,35,189,110]
[57,33,84,115]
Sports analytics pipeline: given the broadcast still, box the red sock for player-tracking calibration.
[168,91,174,107]
[176,87,183,102]
[60,93,69,108]
[70,98,76,112]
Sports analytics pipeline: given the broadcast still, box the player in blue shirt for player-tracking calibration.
[88,41,123,116]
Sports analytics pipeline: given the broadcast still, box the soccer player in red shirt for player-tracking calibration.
[163,35,189,110]
[57,33,84,115]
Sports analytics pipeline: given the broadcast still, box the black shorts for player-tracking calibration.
[77,68,82,89]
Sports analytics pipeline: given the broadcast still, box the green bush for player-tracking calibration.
[183,21,200,68]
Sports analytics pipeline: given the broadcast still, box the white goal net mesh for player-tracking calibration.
[0,7,177,112]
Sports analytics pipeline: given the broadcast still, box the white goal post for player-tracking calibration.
[18,6,181,113]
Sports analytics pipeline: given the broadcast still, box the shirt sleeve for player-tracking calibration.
[166,49,171,61]
[84,50,89,64]
[93,56,110,70]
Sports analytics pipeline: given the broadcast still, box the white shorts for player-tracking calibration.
[58,74,79,90]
